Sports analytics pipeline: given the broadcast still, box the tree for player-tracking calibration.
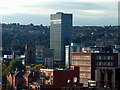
[7,59,26,73]
[1,64,7,84]
[2,64,7,75]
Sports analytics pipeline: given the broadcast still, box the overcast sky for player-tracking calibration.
[0,0,119,26]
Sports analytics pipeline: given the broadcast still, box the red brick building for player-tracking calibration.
[34,66,81,89]
[72,52,91,87]
[6,66,81,90]
[6,71,39,90]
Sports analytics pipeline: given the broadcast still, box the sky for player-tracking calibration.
[0,0,119,26]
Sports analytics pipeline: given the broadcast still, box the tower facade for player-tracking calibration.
[25,44,36,65]
[50,12,72,66]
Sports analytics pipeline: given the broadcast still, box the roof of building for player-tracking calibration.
[32,81,44,86]
[13,71,24,77]
[40,68,74,72]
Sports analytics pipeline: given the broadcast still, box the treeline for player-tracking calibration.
[2,23,50,51]
[2,23,120,51]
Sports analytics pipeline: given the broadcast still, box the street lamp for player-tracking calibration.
[73,77,78,87]
[67,79,71,90]
[67,79,71,84]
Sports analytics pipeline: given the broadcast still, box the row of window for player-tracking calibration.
[80,73,91,78]
[71,61,91,66]
[96,62,113,66]
[80,67,91,71]
[72,55,91,60]
[72,61,114,66]
[96,56,114,60]
[72,55,114,60]
[80,79,89,84]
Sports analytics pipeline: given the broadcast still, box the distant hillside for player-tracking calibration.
[2,23,120,51]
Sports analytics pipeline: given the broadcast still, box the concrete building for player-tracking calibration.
[95,67,120,90]
[36,46,54,68]
[113,45,120,67]
[65,43,80,68]
[2,50,13,65]
[71,52,118,87]
[25,44,36,65]
[50,12,72,66]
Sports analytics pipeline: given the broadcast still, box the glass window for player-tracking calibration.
[108,56,111,60]
[99,56,102,60]
[110,56,113,60]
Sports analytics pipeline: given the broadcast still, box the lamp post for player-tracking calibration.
[67,79,71,90]
[73,77,78,90]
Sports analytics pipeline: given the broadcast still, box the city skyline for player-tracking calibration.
[0,0,119,26]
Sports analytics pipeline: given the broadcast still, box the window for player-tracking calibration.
[99,62,102,66]
[97,62,113,66]
[108,56,111,60]
[110,56,113,60]
[108,62,111,66]
[104,56,108,60]
[99,56,102,60]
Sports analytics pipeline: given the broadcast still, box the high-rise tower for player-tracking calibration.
[50,12,72,66]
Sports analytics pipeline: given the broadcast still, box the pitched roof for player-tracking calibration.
[13,71,24,77]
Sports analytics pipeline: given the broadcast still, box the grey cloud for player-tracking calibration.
[1,2,118,26]
[21,2,104,10]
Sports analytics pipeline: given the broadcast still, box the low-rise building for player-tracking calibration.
[40,66,80,86]
[6,70,39,90]
[95,67,120,90]
[36,46,54,68]
[31,66,82,89]
[71,52,118,87]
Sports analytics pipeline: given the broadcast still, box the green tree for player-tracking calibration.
[1,64,7,84]
[2,75,7,84]
[7,59,26,73]
[2,64,7,75]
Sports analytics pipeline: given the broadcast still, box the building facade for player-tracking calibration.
[95,67,120,90]
[71,52,118,87]
[25,44,36,65]
[72,52,92,87]
[39,66,80,88]
[36,46,54,68]
[6,71,39,90]
[65,43,80,68]
[50,12,72,66]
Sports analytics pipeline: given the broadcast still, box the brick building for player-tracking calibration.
[6,71,39,90]
[31,66,81,89]
[72,52,91,87]
[71,52,118,87]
